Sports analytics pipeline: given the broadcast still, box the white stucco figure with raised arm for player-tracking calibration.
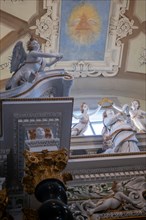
[71,102,102,136]
[102,109,140,153]
[112,100,146,133]
[6,36,63,90]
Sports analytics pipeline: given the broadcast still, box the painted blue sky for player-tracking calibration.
[59,0,111,61]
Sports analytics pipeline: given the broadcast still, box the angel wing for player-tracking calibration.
[10,41,27,73]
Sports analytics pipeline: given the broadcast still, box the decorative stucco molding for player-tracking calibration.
[67,176,146,220]
[29,0,138,78]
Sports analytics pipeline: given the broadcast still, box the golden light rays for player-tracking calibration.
[67,3,101,45]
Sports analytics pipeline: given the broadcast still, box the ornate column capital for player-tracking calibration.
[22,148,72,194]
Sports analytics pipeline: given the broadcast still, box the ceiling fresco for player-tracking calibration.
[0,0,145,102]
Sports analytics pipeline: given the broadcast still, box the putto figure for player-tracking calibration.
[6,36,63,90]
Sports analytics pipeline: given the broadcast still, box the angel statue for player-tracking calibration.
[101,108,140,153]
[5,37,63,90]
[112,100,146,133]
[71,102,102,136]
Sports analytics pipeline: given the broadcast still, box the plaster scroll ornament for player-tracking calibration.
[5,36,63,90]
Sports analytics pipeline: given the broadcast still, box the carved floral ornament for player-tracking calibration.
[29,0,138,78]
[22,148,72,194]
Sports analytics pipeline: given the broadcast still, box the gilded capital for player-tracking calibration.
[22,148,72,194]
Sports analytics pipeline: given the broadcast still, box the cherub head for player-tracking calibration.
[36,127,45,139]
[27,37,40,51]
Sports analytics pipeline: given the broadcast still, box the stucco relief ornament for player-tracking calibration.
[67,61,96,78]
[71,177,146,219]
[66,62,119,78]
[30,11,59,48]
[110,8,138,46]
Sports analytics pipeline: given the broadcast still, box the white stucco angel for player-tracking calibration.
[112,100,146,133]
[102,109,140,153]
[6,36,63,90]
[71,102,102,136]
